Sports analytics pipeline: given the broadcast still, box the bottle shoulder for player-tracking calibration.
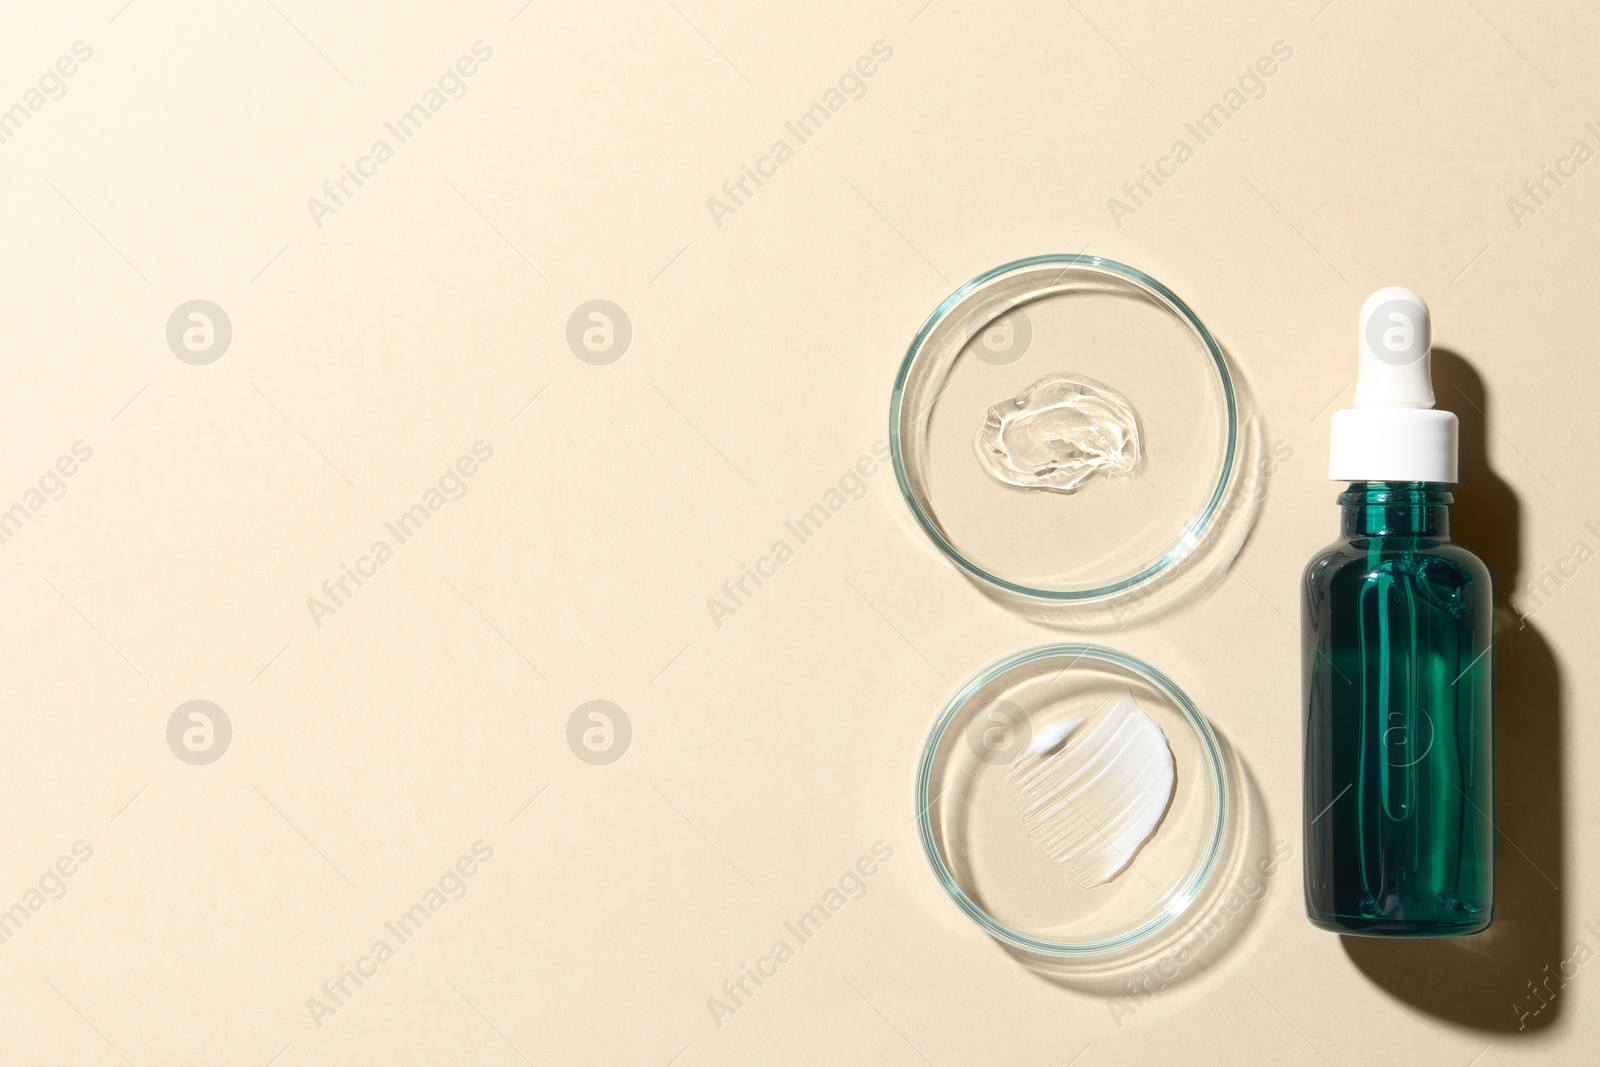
[1302,536,1492,599]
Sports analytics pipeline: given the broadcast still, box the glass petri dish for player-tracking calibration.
[915,644,1230,960]
[890,255,1237,602]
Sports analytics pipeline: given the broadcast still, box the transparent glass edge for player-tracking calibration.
[889,254,1240,602]
[914,642,1231,957]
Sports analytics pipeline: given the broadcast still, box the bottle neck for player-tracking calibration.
[1338,482,1452,538]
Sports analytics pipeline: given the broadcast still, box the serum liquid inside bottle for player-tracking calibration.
[1302,287,1495,936]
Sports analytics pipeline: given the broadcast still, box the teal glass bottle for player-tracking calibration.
[1302,484,1494,936]
[1304,287,1493,937]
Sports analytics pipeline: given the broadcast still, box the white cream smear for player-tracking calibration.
[1005,691,1175,887]
[974,373,1142,494]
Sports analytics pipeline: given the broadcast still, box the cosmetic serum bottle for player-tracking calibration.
[1301,287,1495,936]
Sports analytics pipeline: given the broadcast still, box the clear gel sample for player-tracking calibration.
[974,373,1143,494]
[1005,691,1175,887]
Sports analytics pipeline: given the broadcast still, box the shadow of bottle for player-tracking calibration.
[1340,348,1567,1033]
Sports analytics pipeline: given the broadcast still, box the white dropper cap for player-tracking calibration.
[1328,286,1458,483]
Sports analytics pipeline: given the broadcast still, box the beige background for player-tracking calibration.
[0,0,1594,1063]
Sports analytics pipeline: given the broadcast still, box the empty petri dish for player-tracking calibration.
[916,644,1231,962]
[890,255,1238,603]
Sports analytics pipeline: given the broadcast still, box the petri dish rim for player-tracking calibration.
[889,253,1239,601]
[914,642,1230,958]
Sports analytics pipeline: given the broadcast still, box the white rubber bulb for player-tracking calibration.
[1353,286,1434,408]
